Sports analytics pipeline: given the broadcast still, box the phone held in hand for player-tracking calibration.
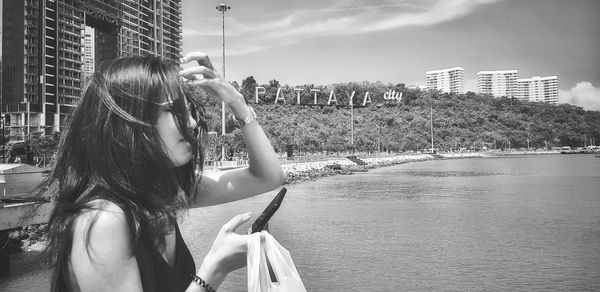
[251,188,287,233]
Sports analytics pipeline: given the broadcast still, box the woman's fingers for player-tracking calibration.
[180,66,217,80]
[220,212,253,234]
[181,51,242,104]
[181,51,214,70]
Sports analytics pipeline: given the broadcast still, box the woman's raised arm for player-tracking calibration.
[179,52,285,207]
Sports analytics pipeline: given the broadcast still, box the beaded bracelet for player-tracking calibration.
[190,274,216,292]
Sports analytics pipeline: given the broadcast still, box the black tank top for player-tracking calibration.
[135,223,196,292]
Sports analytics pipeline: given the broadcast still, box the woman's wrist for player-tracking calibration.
[224,92,245,107]
[196,256,226,291]
[191,274,217,292]
[228,98,252,120]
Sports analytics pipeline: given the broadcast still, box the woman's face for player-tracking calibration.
[155,98,197,167]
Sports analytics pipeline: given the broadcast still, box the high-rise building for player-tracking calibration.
[1,0,183,139]
[425,67,465,94]
[516,76,559,104]
[83,26,96,77]
[477,70,518,98]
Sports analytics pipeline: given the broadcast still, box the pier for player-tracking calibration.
[0,164,51,276]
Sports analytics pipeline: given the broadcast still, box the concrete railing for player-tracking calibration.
[214,160,248,170]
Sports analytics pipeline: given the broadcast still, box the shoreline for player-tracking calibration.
[9,150,560,253]
[280,150,560,184]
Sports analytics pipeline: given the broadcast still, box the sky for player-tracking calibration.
[0,0,598,110]
[181,0,600,111]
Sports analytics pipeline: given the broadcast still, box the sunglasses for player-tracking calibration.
[157,97,207,135]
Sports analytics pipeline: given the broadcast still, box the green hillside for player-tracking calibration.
[191,80,600,156]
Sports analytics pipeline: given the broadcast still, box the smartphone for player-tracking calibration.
[251,188,287,233]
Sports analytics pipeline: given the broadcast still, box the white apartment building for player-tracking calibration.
[477,70,518,98]
[516,76,559,104]
[425,67,465,94]
[83,26,96,77]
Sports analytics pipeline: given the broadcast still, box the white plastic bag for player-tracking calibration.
[247,231,307,292]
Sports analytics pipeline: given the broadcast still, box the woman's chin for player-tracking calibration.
[171,154,193,167]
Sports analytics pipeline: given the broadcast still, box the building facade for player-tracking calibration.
[477,70,518,98]
[83,26,96,77]
[425,67,465,94]
[516,76,559,104]
[1,0,182,139]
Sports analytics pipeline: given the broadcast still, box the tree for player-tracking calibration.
[240,76,258,102]
[206,81,600,154]
[28,131,60,167]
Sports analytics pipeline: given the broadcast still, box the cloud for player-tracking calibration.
[559,82,600,111]
[361,0,501,32]
[185,0,503,56]
[254,0,501,37]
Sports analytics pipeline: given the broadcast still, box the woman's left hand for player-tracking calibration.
[179,51,244,106]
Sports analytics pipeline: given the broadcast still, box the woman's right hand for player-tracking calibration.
[179,52,245,107]
[195,212,253,289]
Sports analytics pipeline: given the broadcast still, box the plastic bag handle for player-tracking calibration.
[263,233,296,281]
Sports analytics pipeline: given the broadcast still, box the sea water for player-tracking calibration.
[2,154,599,291]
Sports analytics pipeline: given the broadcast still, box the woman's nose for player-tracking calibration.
[188,113,198,131]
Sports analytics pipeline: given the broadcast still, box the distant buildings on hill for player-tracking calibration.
[425,67,559,104]
[477,70,519,98]
[515,75,559,104]
[425,67,465,95]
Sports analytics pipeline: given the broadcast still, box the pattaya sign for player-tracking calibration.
[254,86,403,106]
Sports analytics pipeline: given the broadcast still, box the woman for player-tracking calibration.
[41,52,285,291]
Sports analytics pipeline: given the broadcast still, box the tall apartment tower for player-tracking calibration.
[83,26,96,77]
[477,70,518,98]
[516,76,559,104]
[425,67,465,94]
[1,0,183,139]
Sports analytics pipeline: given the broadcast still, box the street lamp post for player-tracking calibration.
[216,3,231,161]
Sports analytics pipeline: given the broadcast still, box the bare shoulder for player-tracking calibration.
[71,199,133,257]
[70,199,142,290]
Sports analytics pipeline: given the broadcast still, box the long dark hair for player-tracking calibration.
[39,56,207,291]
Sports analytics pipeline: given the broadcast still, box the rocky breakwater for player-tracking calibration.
[282,159,356,184]
[362,154,435,167]
[360,152,487,168]
[282,152,490,184]
[281,154,435,184]
[439,152,488,159]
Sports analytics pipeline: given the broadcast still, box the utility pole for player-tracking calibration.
[430,100,434,152]
[377,125,381,153]
[350,95,354,154]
